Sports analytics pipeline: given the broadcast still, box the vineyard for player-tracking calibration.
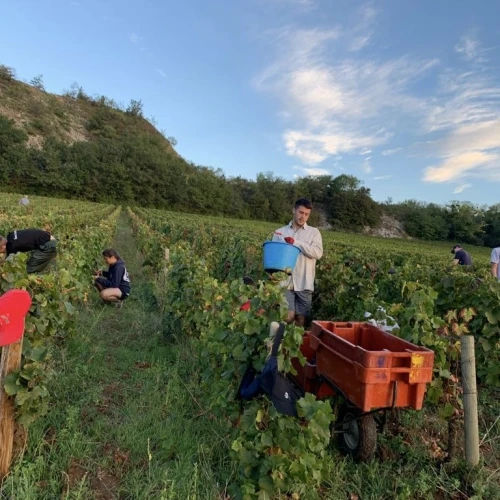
[0,194,499,499]
[0,194,119,426]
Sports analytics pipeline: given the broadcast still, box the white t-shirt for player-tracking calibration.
[490,247,500,279]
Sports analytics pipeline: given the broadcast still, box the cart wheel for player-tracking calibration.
[336,403,377,461]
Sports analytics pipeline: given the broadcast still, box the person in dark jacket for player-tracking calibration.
[94,248,131,305]
[451,245,473,266]
[0,228,57,273]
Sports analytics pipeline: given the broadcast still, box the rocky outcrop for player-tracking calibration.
[363,214,410,239]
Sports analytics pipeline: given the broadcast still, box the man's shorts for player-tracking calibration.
[285,290,313,317]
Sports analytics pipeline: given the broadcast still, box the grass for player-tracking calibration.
[1,214,499,499]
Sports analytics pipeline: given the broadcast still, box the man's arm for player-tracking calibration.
[491,249,499,278]
[452,259,459,265]
[294,230,323,260]
[491,263,498,278]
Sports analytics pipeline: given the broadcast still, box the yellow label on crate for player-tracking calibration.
[409,354,424,382]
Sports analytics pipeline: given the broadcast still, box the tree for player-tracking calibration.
[0,65,15,81]
[64,82,82,99]
[445,202,485,245]
[327,188,381,230]
[30,74,45,91]
[482,204,500,247]
[126,99,143,117]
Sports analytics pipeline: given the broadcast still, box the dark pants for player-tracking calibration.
[26,240,57,274]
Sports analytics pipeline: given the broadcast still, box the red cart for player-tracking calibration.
[290,321,435,461]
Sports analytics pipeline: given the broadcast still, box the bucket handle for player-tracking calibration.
[267,231,285,242]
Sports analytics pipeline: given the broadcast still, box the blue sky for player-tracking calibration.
[2,0,500,205]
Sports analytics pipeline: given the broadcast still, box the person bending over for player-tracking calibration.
[94,249,131,304]
[0,228,57,273]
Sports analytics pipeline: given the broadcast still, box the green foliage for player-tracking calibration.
[385,199,498,246]
[0,194,119,427]
[129,207,338,498]
[327,187,381,230]
[231,397,333,499]
[126,98,144,117]
[0,64,15,81]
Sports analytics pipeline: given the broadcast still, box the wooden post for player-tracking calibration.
[461,335,480,466]
[0,340,23,478]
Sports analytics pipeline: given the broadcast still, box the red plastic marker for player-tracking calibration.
[0,290,32,347]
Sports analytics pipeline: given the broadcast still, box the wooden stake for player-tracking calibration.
[461,335,480,467]
[0,339,23,478]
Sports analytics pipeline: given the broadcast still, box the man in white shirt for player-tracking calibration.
[490,245,500,280]
[273,198,323,327]
[19,195,29,207]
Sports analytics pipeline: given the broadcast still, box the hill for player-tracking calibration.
[0,69,176,153]
[0,64,382,229]
[0,64,209,208]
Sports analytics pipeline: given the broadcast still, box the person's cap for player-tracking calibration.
[451,245,460,253]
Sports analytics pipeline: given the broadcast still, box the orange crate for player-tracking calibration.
[309,321,434,412]
[290,333,335,398]
[290,333,319,394]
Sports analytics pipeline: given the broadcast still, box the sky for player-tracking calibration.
[1,0,500,205]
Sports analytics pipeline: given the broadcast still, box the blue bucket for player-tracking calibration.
[263,241,301,274]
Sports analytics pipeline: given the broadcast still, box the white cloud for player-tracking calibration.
[362,157,373,174]
[455,36,481,62]
[293,166,330,176]
[418,34,500,185]
[436,120,500,156]
[156,69,166,78]
[423,120,500,183]
[129,33,140,43]
[373,175,392,180]
[348,4,377,52]
[423,151,499,183]
[453,183,472,194]
[256,18,500,188]
[381,147,402,156]
[349,35,371,52]
[255,26,437,165]
[283,129,387,165]
[424,70,500,133]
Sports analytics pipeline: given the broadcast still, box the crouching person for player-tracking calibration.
[94,249,131,306]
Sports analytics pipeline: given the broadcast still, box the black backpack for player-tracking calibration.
[237,323,303,417]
